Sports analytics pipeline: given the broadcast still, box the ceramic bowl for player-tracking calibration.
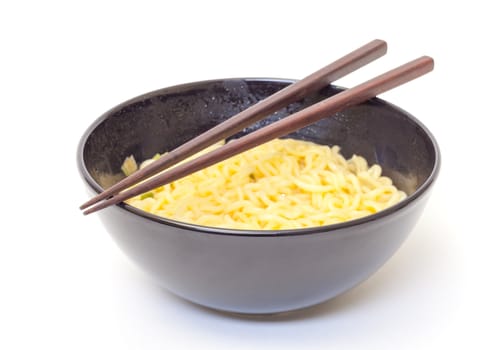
[78,78,440,314]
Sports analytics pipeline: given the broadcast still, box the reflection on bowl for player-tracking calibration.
[77,78,440,314]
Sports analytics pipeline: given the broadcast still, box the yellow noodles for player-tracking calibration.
[125,139,406,230]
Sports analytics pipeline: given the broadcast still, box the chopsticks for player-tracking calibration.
[80,39,387,211]
[81,47,434,216]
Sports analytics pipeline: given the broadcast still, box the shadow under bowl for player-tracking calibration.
[77,78,440,314]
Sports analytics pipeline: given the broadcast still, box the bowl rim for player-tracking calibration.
[77,77,441,237]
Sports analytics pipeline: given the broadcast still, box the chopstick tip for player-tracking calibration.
[418,55,435,72]
[83,208,94,216]
[424,55,434,65]
[80,198,96,210]
[372,39,387,51]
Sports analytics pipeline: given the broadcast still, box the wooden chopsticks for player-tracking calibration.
[81,41,434,215]
[80,39,386,212]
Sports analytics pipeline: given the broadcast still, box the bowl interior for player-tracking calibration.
[80,78,438,211]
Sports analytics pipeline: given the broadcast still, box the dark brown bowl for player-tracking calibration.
[77,78,440,314]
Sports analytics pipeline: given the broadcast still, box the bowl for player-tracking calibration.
[77,78,440,315]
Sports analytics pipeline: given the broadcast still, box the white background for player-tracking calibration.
[1,1,484,349]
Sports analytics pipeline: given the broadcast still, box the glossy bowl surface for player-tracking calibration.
[78,78,440,314]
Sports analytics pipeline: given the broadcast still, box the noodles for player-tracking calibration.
[123,139,406,230]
